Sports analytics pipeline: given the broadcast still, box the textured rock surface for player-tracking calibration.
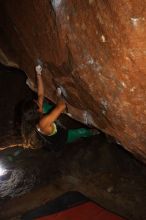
[1,66,146,220]
[0,0,146,162]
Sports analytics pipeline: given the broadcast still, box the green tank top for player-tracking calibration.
[43,100,54,114]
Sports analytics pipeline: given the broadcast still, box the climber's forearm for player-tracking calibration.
[37,74,44,98]
[35,65,44,112]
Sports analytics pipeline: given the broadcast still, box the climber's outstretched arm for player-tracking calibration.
[35,65,44,113]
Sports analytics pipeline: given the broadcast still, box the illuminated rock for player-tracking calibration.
[0,0,146,162]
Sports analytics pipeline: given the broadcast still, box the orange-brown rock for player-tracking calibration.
[0,0,146,162]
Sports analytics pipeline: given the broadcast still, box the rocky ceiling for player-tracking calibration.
[0,0,146,162]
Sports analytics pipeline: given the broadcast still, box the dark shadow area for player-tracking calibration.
[0,64,146,220]
[0,63,34,138]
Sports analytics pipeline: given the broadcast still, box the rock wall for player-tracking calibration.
[0,0,146,162]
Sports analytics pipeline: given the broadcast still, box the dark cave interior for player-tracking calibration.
[0,64,146,219]
[0,0,146,219]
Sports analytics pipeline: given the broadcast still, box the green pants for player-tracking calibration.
[67,128,94,143]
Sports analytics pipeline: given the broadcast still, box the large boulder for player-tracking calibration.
[0,0,146,162]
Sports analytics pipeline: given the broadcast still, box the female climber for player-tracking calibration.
[21,64,99,151]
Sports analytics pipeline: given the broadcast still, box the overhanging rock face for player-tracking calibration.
[0,0,146,162]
